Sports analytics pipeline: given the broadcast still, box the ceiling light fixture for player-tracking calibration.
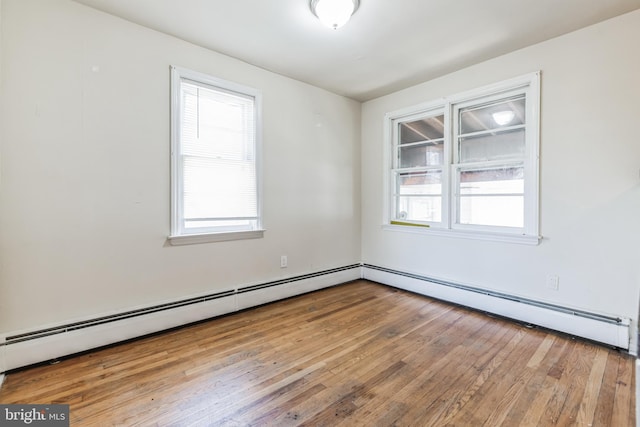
[492,110,515,126]
[310,0,360,30]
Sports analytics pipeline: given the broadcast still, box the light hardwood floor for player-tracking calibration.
[0,280,635,426]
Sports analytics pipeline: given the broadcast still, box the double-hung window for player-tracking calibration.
[387,73,540,244]
[169,67,263,245]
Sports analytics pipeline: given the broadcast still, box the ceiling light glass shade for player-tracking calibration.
[310,0,360,30]
[492,110,515,126]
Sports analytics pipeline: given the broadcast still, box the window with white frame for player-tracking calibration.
[170,67,263,244]
[386,73,540,243]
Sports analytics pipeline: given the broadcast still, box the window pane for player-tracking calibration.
[181,81,254,161]
[396,171,441,223]
[399,142,443,168]
[398,171,441,195]
[399,115,444,144]
[459,196,523,228]
[459,96,525,134]
[183,156,257,220]
[460,166,524,195]
[397,196,442,222]
[185,219,256,230]
[458,165,524,228]
[459,128,524,163]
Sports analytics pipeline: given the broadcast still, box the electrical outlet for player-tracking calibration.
[546,275,559,291]
[280,255,288,268]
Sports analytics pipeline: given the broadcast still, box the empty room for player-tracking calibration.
[1,0,640,425]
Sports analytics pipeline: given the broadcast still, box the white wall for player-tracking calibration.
[362,10,640,347]
[0,0,361,334]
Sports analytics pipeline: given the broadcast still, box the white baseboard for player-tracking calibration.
[1,265,360,373]
[363,265,630,350]
[236,268,358,310]
[0,342,5,375]
[3,295,237,372]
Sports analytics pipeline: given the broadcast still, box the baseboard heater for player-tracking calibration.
[0,264,361,373]
[362,264,630,351]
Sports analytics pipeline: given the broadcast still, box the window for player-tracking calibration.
[169,67,263,245]
[386,73,540,244]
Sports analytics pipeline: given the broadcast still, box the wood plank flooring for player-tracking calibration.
[0,280,635,426]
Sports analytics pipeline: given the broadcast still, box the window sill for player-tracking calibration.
[168,229,265,246]
[382,224,540,245]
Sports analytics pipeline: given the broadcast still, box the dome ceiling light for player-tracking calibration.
[310,0,360,30]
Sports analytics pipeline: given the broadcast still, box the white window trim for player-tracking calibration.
[168,66,264,245]
[383,223,540,245]
[168,229,264,246]
[383,72,541,245]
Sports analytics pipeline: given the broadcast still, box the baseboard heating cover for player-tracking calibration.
[362,264,630,350]
[0,264,361,373]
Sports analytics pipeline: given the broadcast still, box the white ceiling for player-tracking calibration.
[72,0,640,101]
